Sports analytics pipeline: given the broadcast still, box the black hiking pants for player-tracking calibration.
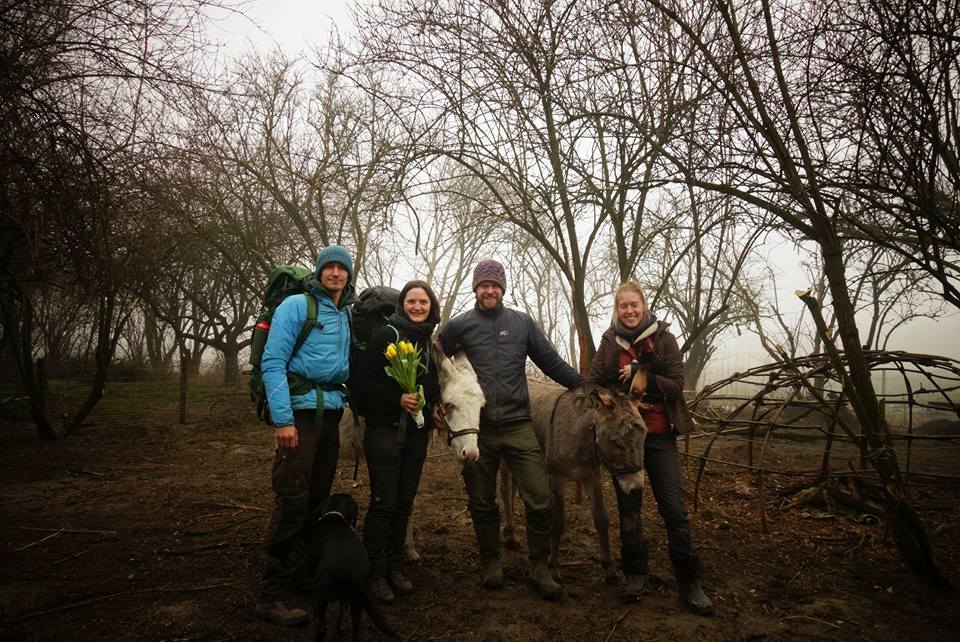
[362,422,429,578]
[614,432,703,581]
[259,408,342,602]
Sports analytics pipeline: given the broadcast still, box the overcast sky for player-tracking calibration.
[206,0,959,368]
[210,0,354,56]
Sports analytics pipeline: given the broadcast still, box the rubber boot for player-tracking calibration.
[619,574,650,602]
[679,579,714,616]
[475,524,504,589]
[527,559,562,601]
[527,531,562,600]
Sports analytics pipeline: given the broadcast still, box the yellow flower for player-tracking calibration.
[385,343,398,359]
[401,340,415,355]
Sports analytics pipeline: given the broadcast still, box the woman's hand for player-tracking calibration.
[618,362,636,383]
[400,393,420,413]
[432,403,447,434]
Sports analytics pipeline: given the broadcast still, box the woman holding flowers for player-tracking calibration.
[350,279,442,604]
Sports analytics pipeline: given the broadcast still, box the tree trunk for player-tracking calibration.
[222,345,239,386]
[804,240,950,587]
[1,285,56,439]
[569,279,595,372]
[65,296,114,436]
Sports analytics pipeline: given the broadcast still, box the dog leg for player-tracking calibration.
[335,599,348,637]
[312,596,328,642]
[350,597,362,641]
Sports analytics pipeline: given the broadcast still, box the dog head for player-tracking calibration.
[315,493,359,527]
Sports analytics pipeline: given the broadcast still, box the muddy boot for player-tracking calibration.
[679,579,714,616]
[619,574,650,602]
[475,524,504,589]
[370,577,396,605]
[387,568,414,596]
[527,559,562,601]
[480,556,504,589]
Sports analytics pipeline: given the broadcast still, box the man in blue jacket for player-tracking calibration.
[255,244,353,626]
[439,259,585,601]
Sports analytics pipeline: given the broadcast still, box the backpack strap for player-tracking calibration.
[387,324,399,343]
[287,293,320,367]
[286,293,345,424]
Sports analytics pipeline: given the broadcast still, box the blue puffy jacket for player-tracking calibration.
[261,289,351,427]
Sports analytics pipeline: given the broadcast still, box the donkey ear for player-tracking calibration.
[596,391,615,410]
[629,369,648,398]
[431,339,447,366]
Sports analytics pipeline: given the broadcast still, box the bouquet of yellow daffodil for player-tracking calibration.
[384,339,427,427]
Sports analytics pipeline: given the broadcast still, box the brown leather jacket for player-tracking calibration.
[587,321,693,435]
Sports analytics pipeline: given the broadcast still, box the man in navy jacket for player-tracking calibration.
[439,259,585,600]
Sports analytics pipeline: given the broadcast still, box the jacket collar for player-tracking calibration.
[474,299,504,317]
[613,320,659,352]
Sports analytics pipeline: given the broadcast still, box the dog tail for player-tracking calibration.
[362,586,400,639]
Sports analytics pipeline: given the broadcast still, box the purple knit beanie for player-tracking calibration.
[472,259,507,292]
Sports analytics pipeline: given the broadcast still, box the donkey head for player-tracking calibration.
[580,384,647,493]
[433,343,483,463]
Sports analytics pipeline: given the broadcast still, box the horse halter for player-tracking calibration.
[591,423,644,478]
[437,409,479,446]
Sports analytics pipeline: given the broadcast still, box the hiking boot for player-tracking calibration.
[480,556,504,589]
[370,577,396,605]
[527,560,562,601]
[387,568,414,596]
[254,599,309,626]
[679,579,714,616]
[619,573,650,602]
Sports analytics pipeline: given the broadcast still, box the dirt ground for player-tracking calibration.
[2,409,959,641]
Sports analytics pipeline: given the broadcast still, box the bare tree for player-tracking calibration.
[644,0,951,584]
[346,0,705,369]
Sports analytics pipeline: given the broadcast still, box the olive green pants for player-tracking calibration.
[461,420,553,561]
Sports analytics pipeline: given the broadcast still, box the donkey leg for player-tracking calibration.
[549,475,566,580]
[499,457,520,550]
[583,473,616,584]
[403,499,420,561]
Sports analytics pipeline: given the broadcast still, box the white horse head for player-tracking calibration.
[433,345,483,463]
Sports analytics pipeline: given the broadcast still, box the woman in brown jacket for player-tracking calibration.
[588,280,713,615]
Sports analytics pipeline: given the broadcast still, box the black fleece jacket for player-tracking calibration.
[439,302,584,426]
[350,324,441,430]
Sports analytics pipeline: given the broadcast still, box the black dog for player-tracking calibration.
[305,493,399,641]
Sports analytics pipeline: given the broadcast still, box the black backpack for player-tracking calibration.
[349,285,401,416]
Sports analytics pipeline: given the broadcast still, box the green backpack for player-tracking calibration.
[248,265,319,423]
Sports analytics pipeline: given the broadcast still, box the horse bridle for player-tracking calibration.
[436,404,480,446]
[591,424,644,477]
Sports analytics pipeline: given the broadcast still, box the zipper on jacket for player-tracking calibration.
[490,312,500,425]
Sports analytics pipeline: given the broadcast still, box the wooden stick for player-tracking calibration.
[603,612,630,642]
[9,526,117,535]
[15,530,62,551]
[1,582,242,626]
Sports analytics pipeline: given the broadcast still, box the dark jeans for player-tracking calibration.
[614,433,702,581]
[362,422,429,577]
[259,408,342,602]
